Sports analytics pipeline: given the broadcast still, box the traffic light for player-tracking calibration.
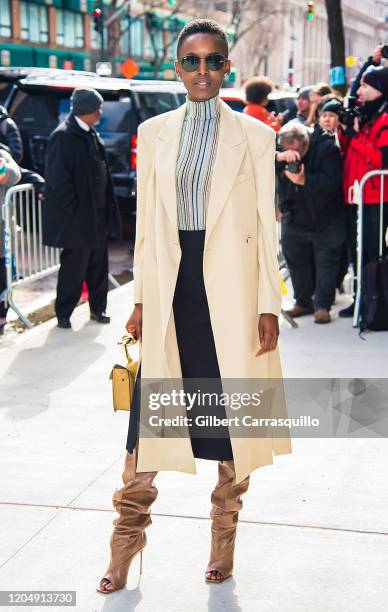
[93,6,103,33]
[306,1,314,21]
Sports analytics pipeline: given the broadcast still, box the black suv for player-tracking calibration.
[5,72,185,230]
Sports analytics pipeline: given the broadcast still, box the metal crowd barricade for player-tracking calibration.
[1,184,120,329]
[353,169,388,328]
[1,183,58,328]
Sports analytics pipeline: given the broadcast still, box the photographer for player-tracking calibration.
[350,44,386,98]
[276,122,346,324]
[338,65,388,318]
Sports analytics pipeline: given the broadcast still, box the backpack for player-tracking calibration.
[359,256,388,333]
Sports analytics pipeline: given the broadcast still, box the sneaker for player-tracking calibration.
[314,308,331,324]
[338,302,354,318]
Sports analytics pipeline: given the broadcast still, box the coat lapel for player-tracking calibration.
[155,103,187,244]
[155,98,247,246]
[204,100,247,249]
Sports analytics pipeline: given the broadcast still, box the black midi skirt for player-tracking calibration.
[126,229,233,461]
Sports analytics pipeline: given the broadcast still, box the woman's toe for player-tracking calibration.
[99,578,112,591]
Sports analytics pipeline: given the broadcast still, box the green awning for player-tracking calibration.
[27,0,64,7]
[63,0,85,11]
[0,43,92,71]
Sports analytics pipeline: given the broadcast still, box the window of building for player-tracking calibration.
[0,0,12,38]
[57,10,84,48]
[20,2,48,43]
[120,16,144,57]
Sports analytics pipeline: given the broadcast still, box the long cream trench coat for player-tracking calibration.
[132,98,292,484]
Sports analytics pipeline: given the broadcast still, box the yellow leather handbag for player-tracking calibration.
[109,333,140,412]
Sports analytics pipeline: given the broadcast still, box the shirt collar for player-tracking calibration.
[185,94,220,120]
[74,115,91,132]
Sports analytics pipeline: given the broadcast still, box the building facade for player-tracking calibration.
[231,0,386,88]
[0,0,236,81]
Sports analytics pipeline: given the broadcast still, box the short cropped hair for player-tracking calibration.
[244,77,274,105]
[278,121,310,149]
[176,18,229,57]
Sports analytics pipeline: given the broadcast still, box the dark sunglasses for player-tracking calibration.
[179,53,228,72]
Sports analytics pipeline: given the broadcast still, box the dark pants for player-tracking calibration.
[347,203,388,266]
[55,209,108,319]
[281,215,346,310]
[345,203,388,295]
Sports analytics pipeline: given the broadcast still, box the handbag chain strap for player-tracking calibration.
[118,333,138,362]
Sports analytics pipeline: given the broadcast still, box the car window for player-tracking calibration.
[9,91,60,132]
[222,99,245,113]
[58,97,135,133]
[0,82,13,104]
[135,91,178,121]
[9,89,135,134]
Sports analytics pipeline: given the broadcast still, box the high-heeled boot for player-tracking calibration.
[97,448,158,593]
[205,460,250,583]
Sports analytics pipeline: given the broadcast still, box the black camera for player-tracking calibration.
[338,96,361,127]
[285,160,302,174]
[382,44,388,60]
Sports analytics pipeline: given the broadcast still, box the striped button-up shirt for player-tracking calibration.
[176,94,221,231]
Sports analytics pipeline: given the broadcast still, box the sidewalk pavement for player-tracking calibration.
[0,284,387,612]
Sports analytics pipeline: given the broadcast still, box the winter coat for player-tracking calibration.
[0,106,24,164]
[276,125,345,231]
[132,99,292,485]
[339,101,388,205]
[42,113,121,249]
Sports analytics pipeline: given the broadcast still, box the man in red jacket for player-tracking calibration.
[338,65,388,317]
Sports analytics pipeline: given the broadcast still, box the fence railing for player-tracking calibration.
[1,183,119,329]
[353,169,388,328]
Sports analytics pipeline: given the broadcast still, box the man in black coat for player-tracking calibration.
[276,121,346,324]
[43,87,121,329]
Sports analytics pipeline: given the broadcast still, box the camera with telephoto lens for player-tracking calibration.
[382,44,388,59]
[285,160,302,174]
[338,96,361,128]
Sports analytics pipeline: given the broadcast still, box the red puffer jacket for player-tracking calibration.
[339,109,388,205]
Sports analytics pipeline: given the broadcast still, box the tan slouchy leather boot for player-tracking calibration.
[205,460,250,583]
[97,448,158,593]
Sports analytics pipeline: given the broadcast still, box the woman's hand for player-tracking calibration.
[126,304,143,341]
[255,313,279,356]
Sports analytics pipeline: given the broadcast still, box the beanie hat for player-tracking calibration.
[319,98,342,116]
[70,87,104,115]
[362,66,388,99]
[297,86,311,100]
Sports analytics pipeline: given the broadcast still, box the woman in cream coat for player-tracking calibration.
[98,18,292,594]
